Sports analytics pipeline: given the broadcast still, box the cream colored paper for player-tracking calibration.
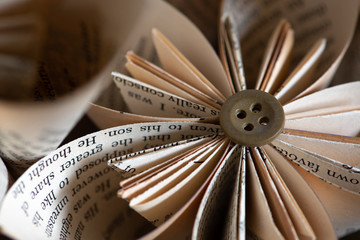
[0,0,134,175]
[152,29,226,102]
[272,138,360,195]
[255,19,294,95]
[118,139,219,190]
[284,82,360,116]
[192,145,242,239]
[129,139,229,225]
[246,151,284,240]
[110,136,217,178]
[87,104,219,131]
[263,145,337,239]
[277,130,360,168]
[251,148,298,239]
[112,72,219,119]
[88,0,229,129]
[220,0,358,94]
[139,151,221,240]
[221,15,247,92]
[125,52,215,108]
[0,123,179,239]
[0,121,222,239]
[275,38,326,104]
[125,51,220,109]
[285,111,360,136]
[261,149,315,239]
[291,161,360,238]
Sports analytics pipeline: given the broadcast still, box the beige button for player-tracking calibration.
[220,90,284,147]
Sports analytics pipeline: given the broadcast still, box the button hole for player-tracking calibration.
[251,103,262,113]
[259,117,269,126]
[236,110,247,119]
[244,123,254,131]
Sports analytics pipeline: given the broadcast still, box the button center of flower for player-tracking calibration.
[219,90,285,147]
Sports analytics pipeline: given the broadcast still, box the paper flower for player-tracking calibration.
[0,1,359,239]
[109,13,360,240]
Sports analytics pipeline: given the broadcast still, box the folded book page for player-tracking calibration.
[0,0,135,176]
[220,0,358,94]
[192,145,243,239]
[0,121,222,239]
[88,0,230,129]
[263,146,338,239]
[111,72,220,119]
[272,129,360,237]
